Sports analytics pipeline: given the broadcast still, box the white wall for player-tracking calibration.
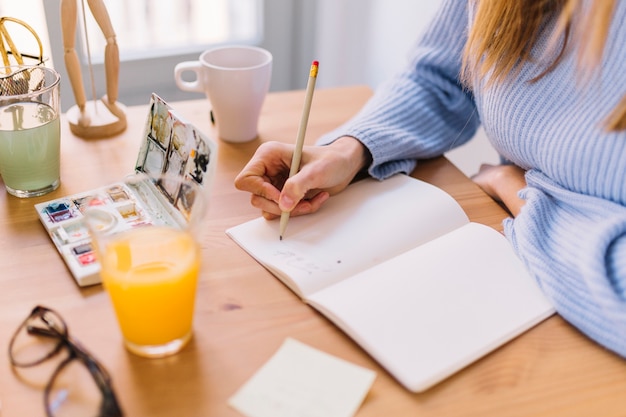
[367,1,441,88]
[313,0,440,89]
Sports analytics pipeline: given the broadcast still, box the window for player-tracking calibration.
[82,0,262,62]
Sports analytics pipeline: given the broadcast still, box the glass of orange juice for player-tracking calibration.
[85,173,208,358]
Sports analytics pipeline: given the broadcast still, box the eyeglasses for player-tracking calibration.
[8,305,124,417]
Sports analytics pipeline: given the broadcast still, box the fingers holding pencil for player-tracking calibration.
[236,139,361,220]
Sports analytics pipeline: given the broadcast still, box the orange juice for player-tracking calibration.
[99,226,200,351]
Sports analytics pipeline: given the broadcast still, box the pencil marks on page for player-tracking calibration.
[273,249,333,275]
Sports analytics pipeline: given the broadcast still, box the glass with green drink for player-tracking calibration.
[0,65,61,198]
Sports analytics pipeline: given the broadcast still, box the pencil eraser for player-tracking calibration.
[312,60,319,67]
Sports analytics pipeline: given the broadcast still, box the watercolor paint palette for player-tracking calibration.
[35,94,217,286]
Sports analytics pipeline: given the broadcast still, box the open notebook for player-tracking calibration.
[226,174,554,392]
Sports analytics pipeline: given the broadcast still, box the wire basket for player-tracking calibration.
[0,65,46,97]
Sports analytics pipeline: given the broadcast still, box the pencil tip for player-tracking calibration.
[279,235,283,241]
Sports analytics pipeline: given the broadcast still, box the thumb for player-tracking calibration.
[278,174,309,212]
[278,193,296,212]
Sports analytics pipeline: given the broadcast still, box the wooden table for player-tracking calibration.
[1,86,625,416]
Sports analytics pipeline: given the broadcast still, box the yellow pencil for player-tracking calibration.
[279,60,319,240]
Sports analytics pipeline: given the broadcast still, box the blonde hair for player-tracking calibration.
[462,0,626,131]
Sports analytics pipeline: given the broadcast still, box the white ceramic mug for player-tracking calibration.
[174,45,272,143]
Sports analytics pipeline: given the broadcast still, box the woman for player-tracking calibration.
[234,0,626,357]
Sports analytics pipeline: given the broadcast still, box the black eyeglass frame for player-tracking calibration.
[8,305,124,417]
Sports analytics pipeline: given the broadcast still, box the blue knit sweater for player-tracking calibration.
[318,0,626,357]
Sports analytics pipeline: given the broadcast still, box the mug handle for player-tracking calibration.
[174,61,204,92]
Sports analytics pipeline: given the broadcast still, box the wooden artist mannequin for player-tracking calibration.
[61,0,126,138]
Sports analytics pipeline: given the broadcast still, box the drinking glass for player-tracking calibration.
[85,173,208,358]
[0,65,61,197]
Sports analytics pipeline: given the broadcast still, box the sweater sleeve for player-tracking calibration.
[505,170,626,357]
[317,0,480,180]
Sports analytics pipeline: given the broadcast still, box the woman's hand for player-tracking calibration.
[471,163,527,217]
[234,136,371,219]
